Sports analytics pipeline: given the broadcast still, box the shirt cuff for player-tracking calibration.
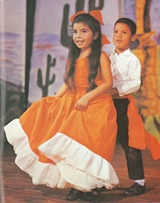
[117,84,140,97]
[116,86,125,96]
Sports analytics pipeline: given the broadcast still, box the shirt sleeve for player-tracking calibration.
[117,57,141,96]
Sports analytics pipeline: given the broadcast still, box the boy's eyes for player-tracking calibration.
[114,30,127,34]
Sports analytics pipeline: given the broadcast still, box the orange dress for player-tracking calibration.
[4,54,119,191]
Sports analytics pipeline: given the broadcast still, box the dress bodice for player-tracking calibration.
[74,57,104,90]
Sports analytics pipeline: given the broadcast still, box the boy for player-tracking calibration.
[109,18,145,197]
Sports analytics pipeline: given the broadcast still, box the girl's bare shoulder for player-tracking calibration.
[100,51,110,63]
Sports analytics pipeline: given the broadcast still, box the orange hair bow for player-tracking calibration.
[70,10,110,46]
[70,10,104,25]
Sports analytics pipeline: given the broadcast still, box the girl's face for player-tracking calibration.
[113,23,136,54]
[72,22,97,52]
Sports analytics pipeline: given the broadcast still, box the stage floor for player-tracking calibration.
[1,142,160,203]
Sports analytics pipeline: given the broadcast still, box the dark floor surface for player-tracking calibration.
[0,142,160,203]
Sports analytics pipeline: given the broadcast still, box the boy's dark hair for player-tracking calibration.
[64,13,101,92]
[114,18,137,36]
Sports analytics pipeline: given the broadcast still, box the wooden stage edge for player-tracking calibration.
[1,142,160,203]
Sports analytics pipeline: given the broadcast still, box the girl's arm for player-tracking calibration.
[54,83,68,97]
[75,52,112,110]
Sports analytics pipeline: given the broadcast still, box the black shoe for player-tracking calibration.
[82,188,101,201]
[124,182,146,197]
[66,188,84,201]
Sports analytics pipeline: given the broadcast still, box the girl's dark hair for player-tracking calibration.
[63,13,102,92]
[114,18,137,36]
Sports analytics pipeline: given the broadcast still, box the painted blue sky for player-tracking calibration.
[34,0,119,35]
[0,1,26,34]
[0,0,26,87]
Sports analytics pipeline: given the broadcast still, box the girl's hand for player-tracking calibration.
[75,95,90,111]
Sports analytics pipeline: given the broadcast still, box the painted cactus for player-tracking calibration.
[37,54,56,97]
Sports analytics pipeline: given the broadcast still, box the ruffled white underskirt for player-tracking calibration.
[4,119,119,192]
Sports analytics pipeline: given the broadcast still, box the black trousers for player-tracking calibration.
[113,98,144,180]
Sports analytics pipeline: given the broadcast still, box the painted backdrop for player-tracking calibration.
[0,0,160,142]
[124,0,160,140]
[0,1,26,128]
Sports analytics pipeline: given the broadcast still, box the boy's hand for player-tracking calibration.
[75,95,90,111]
[110,87,119,97]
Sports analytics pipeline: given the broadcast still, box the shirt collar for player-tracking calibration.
[112,48,131,56]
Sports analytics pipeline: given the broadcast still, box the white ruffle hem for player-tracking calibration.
[4,119,119,192]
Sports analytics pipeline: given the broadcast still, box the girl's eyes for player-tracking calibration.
[72,30,87,34]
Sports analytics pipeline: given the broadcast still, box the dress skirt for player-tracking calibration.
[4,56,119,191]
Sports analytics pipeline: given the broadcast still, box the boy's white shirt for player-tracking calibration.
[109,48,141,96]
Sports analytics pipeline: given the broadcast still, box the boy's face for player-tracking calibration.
[113,23,136,54]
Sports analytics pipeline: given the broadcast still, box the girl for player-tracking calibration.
[4,10,119,201]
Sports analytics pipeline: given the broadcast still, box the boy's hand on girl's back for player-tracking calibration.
[110,87,119,97]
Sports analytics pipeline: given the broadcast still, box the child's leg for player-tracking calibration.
[113,98,145,196]
[126,147,144,180]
